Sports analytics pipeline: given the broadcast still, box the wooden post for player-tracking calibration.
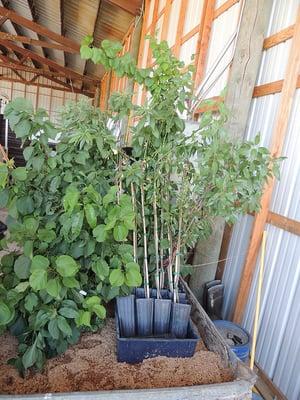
[213,0,273,282]
[93,84,101,108]
[233,5,300,323]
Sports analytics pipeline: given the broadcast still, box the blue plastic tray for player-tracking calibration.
[116,311,200,363]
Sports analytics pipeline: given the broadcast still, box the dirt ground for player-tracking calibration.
[0,318,234,395]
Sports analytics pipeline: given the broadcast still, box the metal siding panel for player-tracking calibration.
[203,2,241,98]
[179,34,198,65]
[183,0,204,35]
[266,0,299,36]
[166,0,181,47]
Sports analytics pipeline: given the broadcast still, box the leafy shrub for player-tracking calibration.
[0,99,141,372]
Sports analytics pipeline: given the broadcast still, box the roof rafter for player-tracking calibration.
[0,5,80,52]
[0,38,99,83]
[0,31,77,52]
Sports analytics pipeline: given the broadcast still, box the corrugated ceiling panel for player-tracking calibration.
[203,2,241,98]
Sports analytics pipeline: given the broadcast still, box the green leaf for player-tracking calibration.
[14,119,31,138]
[92,259,109,280]
[0,188,9,207]
[75,310,91,327]
[23,241,33,258]
[32,156,44,172]
[14,255,31,279]
[23,146,34,161]
[92,304,106,319]
[31,255,49,272]
[62,276,80,288]
[14,281,29,293]
[84,296,100,308]
[71,211,84,239]
[56,255,79,277]
[22,340,38,369]
[93,224,107,242]
[125,267,142,287]
[0,301,14,326]
[48,319,60,340]
[38,228,56,243]
[57,316,72,337]
[29,269,47,291]
[84,204,97,228]
[63,186,79,213]
[46,278,61,298]
[113,223,128,241]
[109,268,124,287]
[16,195,34,215]
[24,292,38,312]
[58,307,79,319]
[12,167,27,181]
[80,45,93,59]
[0,164,8,189]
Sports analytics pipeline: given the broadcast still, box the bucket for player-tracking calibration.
[213,320,250,362]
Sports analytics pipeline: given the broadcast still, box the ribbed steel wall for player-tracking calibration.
[222,1,300,399]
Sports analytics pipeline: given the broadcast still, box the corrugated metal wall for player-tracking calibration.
[0,67,86,122]
[222,1,300,399]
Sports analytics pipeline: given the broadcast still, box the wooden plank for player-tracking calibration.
[224,0,273,139]
[194,0,216,90]
[253,76,300,97]
[215,224,233,280]
[0,76,94,97]
[161,0,172,41]
[146,0,159,67]
[255,363,287,400]
[0,5,80,52]
[233,6,300,324]
[267,211,300,236]
[0,31,77,52]
[173,0,188,57]
[180,25,199,45]
[0,39,99,83]
[263,25,294,49]
[213,0,239,20]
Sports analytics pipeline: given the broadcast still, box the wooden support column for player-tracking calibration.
[233,6,300,324]
[173,0,188,57]
[93,84,101,108]
[190,0,273,300]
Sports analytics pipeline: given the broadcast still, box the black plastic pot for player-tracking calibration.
[116,294,135,337]
[154,298,171,335]
[170,302,191,338]
[136,297,154,336]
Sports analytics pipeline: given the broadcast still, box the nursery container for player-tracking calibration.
[153,298,171,335]
[116,295,135,337]
[170,302,191,338]
[136,297,154,336]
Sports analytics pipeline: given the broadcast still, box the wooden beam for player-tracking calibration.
[233,6,300,324]
[161,0,172,41]
[224,0,273,139]
[0,55,83,80]
[173,0,187,57]
[146,0,159,66]
[0,31,77,53]
[0,15,7,27]
[263,25,294,50]
[0,5,80,52]
[0,39,99,83]
[213,0,239,20]
[254,363,287,400]
[194,0,216,90]
[105,0,142,15]
[0,75,94,97]
[267,211,300,236]
[215,224,233,280]
[253,76,300,97]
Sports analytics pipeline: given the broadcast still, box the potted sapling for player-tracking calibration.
[82,36,280,362]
